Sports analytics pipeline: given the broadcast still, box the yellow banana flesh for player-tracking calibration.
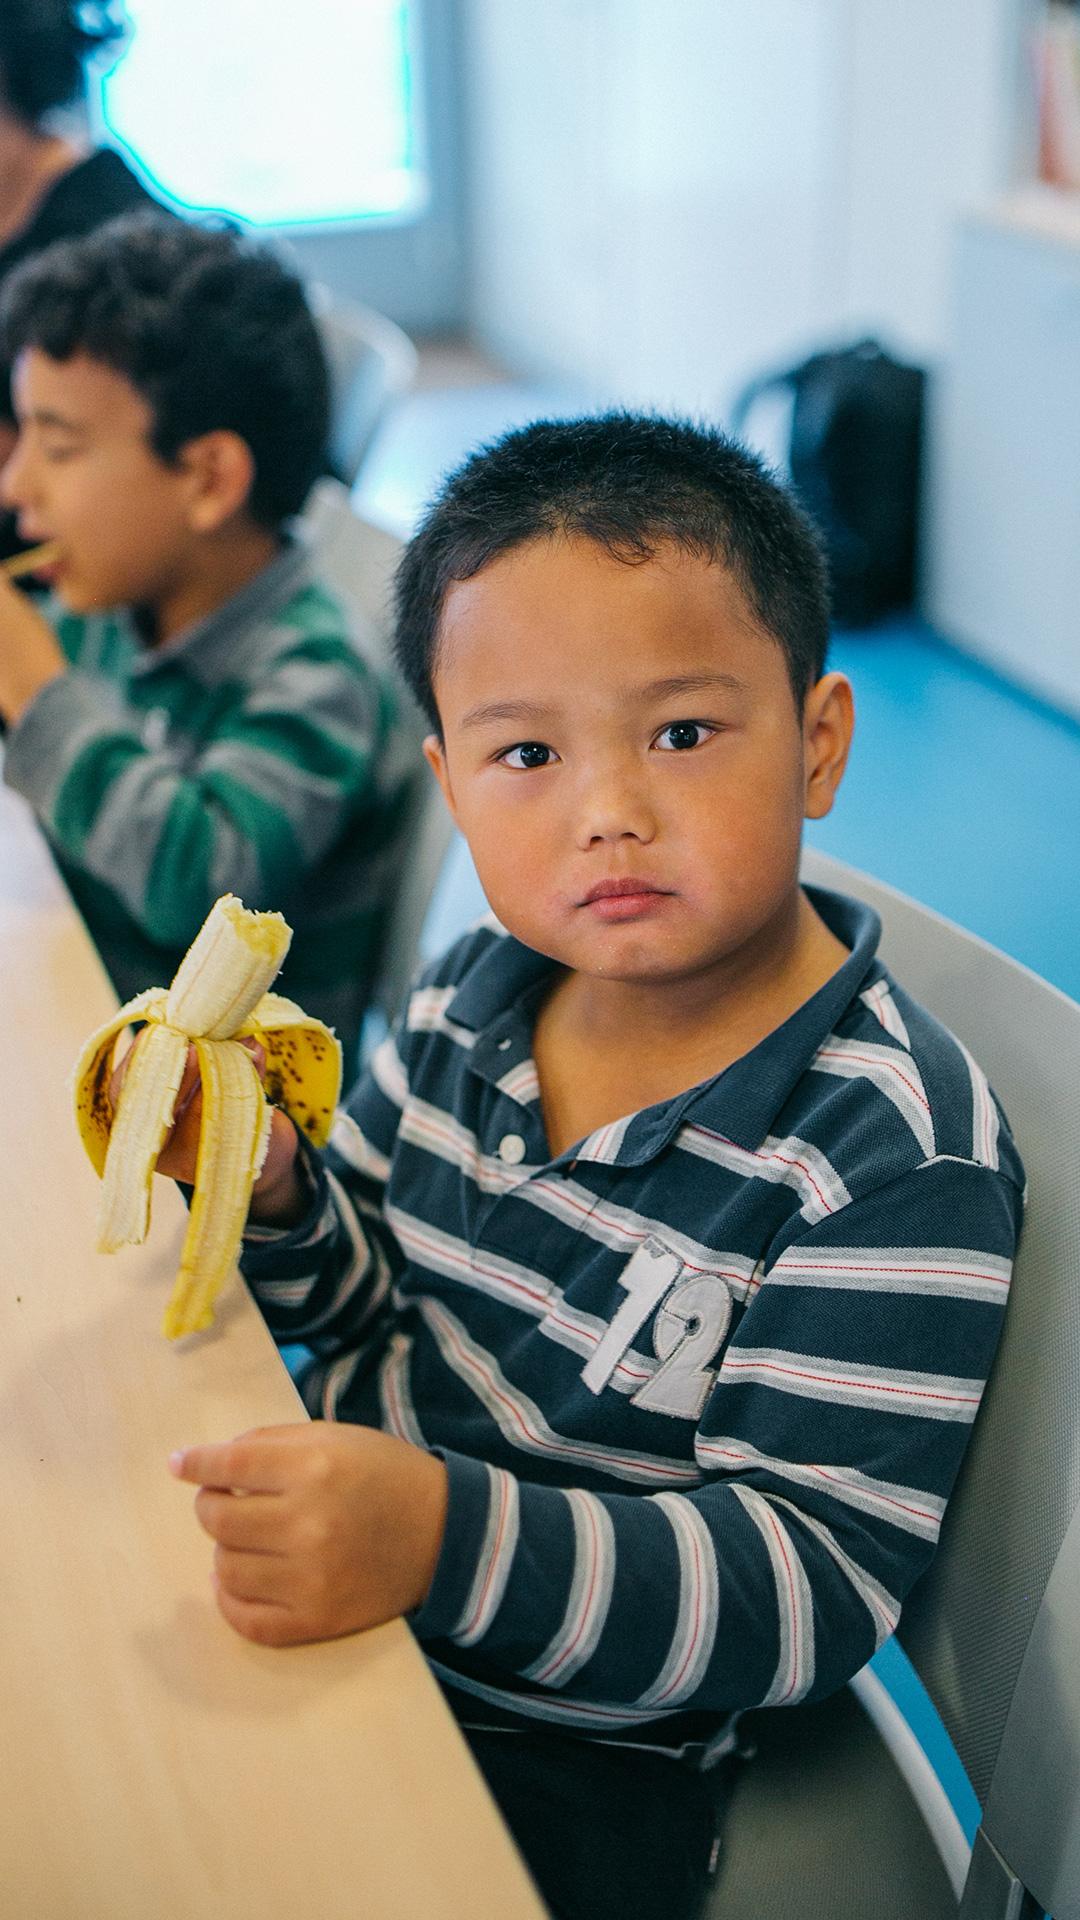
[97,1020,189,1252]
[72,894,343,1339]
[165,893,291,1038]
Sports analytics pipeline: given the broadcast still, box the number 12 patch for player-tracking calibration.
[581,1239,732,1420]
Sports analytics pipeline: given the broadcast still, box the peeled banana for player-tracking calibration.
[73,894,342,1339]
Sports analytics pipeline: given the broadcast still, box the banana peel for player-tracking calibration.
[73,894,342,1339]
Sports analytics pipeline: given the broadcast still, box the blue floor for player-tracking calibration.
[812,617,1080,1004]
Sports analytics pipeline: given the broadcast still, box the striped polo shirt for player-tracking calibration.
[2,539,415,1069]
[242,885,1024,1764]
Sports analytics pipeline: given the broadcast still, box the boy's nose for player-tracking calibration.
[575,765,657,848]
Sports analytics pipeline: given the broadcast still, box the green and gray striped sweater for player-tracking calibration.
[3,541,415,1071]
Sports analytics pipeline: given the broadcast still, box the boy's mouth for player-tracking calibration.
[579,878,673,921]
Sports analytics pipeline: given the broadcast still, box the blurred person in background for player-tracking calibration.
[0,215,413,1071]
[0,2,166,559]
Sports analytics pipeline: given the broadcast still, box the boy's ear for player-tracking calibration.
[803,671,854,821]
[177,431,256,533]
[422,733,458,823]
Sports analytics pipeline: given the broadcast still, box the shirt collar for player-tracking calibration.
[632,885,882,1157]
[447,926,554,1034]
[452,886,883,1163]
[127,537,313,681]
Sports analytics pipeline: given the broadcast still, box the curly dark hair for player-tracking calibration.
[0,1,127,125]
[394,411,832,732]
[0,210,331,528]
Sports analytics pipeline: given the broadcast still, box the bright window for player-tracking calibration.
[99,0,425,227]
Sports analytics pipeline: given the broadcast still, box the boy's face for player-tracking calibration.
[3,348,205,614]
[425,534,852,994]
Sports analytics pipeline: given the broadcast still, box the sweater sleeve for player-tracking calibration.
[411,1156,1022,1715]
[2,636,394,949]
[240,1028,409,1381]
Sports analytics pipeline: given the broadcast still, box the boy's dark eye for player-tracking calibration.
[501,741,554,769]
[655,721,714,751]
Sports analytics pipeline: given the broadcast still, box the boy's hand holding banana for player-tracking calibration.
[73,894,341,1338]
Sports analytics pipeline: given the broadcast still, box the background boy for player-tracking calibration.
[150,415,1023,1920]
[0,212,413,1070]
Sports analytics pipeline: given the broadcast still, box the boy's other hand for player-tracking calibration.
[108,1033,304,1225]
[169,1422,450,1646]
[0,572,67,723]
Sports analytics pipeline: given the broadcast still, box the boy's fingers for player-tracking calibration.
[213,1546,290,1603]
[171,1044,203,1117]
[109,1036,201,1116]
[193,1486,284,1549]
[237,1035,267,1079]
[213,1585,298,1647]
[169,1424,305,1492]
[169,1435,286,1494]
[107,1029,144,1107]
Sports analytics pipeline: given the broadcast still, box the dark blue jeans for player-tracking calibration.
[460,1723,732,1920]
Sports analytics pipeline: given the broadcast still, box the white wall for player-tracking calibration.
[841,0,1030,360]
[461,0,1028,417]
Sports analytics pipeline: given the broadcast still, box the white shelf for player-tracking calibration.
[980,182,1080,250]
[924,195,1080,722]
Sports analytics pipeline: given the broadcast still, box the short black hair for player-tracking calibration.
[0,1,125,125]
[0,212,330,529]
[394,411,831,731]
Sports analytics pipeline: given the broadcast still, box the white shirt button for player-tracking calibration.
[498,1132,527,1165]
[497,1037,512,1051]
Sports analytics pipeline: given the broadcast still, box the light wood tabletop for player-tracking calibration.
[0,779,545,1919]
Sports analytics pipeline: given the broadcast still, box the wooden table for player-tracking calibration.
[0,780,545,1919]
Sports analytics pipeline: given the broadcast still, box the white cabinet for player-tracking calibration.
[925,189,1080,719]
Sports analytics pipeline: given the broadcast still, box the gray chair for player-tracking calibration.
[301,478,455,1040]
[301,475,406,673]
[706,847,1080,1920]
[365,753,457,1038]
[309,284,418,486]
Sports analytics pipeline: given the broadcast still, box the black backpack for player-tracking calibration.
[730,338,925,627]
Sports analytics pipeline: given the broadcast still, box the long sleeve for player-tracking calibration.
[3,634,392,949]
[241,1031,410,1401]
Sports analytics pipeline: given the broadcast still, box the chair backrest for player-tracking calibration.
[301,479,455,1039]
[309,284,419,485]
[366,757,456,1035]
[798,848,1080,1916]
[301,476,404,672]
